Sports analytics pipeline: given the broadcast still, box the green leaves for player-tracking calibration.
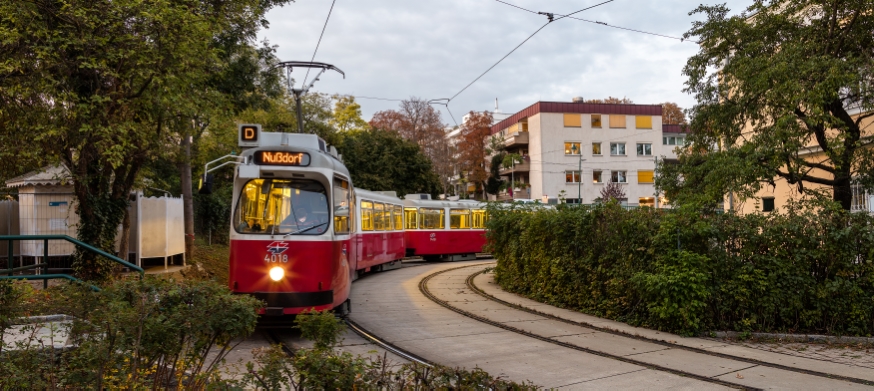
[338,128,441,196]
[489,203,874,336]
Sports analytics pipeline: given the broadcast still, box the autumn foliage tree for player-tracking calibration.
[457,111,494,199]
[661,102,687,125]
[370,98,453,194]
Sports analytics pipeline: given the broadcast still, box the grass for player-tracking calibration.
[189,238,230,285]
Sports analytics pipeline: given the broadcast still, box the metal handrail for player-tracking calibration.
[0,235,144,288]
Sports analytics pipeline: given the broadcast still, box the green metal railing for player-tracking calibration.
[0,235,144,290]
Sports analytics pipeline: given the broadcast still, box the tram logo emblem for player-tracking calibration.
[266,241,289,255]
[430,233,436,242]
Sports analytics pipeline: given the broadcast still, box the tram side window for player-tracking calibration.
[333,178,351,234]
[374,203,385,231]
[418,208,445,229]
[393,205,403,230]
[404,208,418,229]
[471,209,488,229]
[361,201,374,231]
[450,209,471,229]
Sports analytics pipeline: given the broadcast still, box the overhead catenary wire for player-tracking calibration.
[449,0,614,102]
[302,0,338,87]
[493,0,693,43]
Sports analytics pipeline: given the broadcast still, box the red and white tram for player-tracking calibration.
[210,125,488,316]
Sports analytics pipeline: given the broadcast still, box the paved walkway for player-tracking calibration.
[348,261,874,390]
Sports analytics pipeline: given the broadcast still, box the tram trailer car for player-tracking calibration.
[402,196,488,261]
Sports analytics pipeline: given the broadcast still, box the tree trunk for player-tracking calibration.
[118,206,131,265]
[180,134,195,261]
[834,175,853,210]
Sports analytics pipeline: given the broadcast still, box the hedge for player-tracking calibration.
[486,201,874,336]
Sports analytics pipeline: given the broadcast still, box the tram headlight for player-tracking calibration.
[269,266,284,282]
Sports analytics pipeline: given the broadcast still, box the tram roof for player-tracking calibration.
[402,198,486,209]
[355,188,403,204]
[239,133,350,179]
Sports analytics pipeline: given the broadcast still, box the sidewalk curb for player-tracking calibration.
[707,331,874,345]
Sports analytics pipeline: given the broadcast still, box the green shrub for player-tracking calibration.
[488,201,874,336]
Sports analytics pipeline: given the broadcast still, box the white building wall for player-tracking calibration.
[533,113,662,205]
[528,114,544,200]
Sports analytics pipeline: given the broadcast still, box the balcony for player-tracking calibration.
[499,160,530,175]
[503,132,529,148]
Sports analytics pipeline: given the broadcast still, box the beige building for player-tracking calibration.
[491,100,687,205]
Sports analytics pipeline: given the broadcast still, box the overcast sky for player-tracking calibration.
[259,0,752,124]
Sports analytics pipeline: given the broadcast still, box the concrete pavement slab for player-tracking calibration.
[713,365,874,390]
[626,348,758,378]
[704,343,874,382]
[558,368,732,390]
[553,332,669,357]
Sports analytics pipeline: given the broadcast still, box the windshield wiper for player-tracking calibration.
[283,222,329,236]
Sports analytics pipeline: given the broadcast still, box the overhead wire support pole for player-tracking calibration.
[427,98,458,127]
[273,61,345,134]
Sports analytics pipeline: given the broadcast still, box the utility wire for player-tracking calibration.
[449,22,549,101]
[450,0,613,102]
[494,0,692,43]
[303,0,338,87]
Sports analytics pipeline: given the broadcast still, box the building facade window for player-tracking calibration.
[592,143,602,155]
[635,116,652,129]
[563,113,581,127]
[565,170,581,183]
[639,197,655,207]
[762,197,775,212]
[610,143,626,155]
[636,143,652,156]
[609,115,626,128]
[663,136,686,145]
[564,142,581,155]
[611,171,627,183]
[593,170,603,183]
[591,114,602,128]
[638,170,654,183]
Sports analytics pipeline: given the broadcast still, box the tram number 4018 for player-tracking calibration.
[265,254,289,263]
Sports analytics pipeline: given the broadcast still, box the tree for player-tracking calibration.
[0,0,287,280]
[664,1,874,210]
[457,111,494,199]
[338,129,440,196]
[661,102,687,125]
[585,97,634,104]
[330,95,368,133]
[600,182,626,202]
[370,98,452,194]
[486,154,506,196]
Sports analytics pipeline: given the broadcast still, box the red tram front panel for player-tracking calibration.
[229,238,351,315]
[405,230,487,256]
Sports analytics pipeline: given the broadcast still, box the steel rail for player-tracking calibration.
[465,265,874,387]
[418,264,755,390]
[345,319,435,367]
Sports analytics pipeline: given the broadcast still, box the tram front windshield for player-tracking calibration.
[234,178,329,235]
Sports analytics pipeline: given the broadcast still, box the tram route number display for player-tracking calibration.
[254,151,311,166]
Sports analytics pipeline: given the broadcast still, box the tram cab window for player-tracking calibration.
[234,178,329,235]
[361,201,374,231]
[374,203,385,231]
[393,205,403,230]
[472,209,488,229]
[450,209,471,229]
[418,208,445,229]
[333,178,351,234]
[404,208,418,229]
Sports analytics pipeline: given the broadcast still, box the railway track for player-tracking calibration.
[418,263,874,390]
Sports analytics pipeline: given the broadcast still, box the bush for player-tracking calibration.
[241,310,539,390]
[487,201,874,336]
[0,277,263,389]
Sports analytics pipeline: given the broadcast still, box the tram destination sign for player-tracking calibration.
[254,151,311,166]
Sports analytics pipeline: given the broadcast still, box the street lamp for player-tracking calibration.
[570,144,586,205]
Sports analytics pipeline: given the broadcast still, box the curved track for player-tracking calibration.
[418,265,752,390]
[463,266,874,386]
[417,263,874,390]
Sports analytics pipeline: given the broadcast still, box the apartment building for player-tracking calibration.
[491,100,683,206]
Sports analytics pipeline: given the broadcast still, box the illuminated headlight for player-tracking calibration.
[269,267,284,282]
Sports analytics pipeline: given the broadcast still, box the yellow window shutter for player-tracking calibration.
[507,123,518,133]
[609,115,626,128]
[635,116,652,129]
[564,113,581,127]
[638,170,654,183]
